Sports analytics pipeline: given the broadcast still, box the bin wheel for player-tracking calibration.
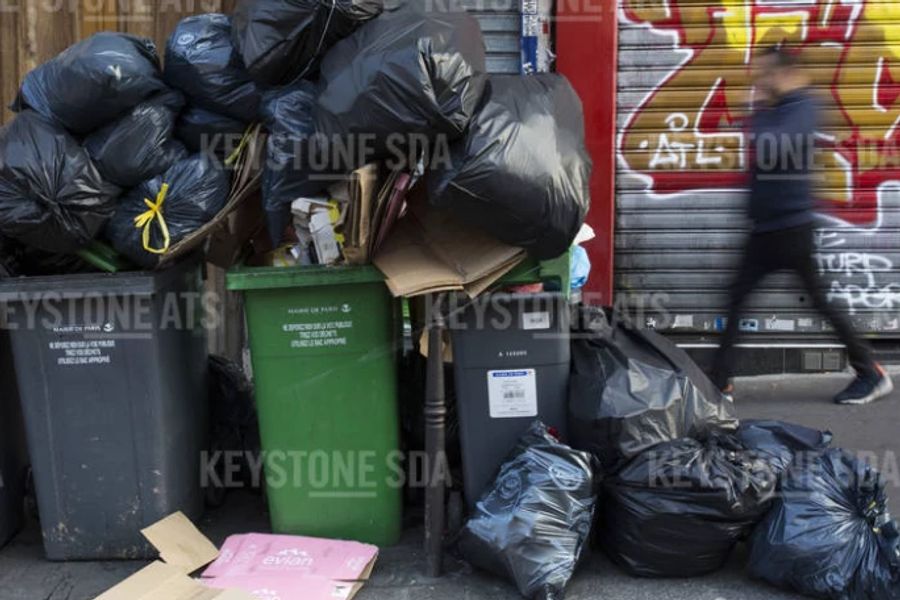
[446,491,464,537]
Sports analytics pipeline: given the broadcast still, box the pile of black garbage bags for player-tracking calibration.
[0,28,244,273]
[458,307,900,600]
[238,0,591,257]
[1,0,591,274]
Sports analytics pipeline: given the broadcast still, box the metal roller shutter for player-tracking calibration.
[463,0,524,74]
[616,0,900,343]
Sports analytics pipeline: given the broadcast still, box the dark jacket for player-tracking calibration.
[748,89,818,233]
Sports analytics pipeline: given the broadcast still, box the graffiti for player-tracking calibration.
[815,231,899,313]
[619,0,900,228]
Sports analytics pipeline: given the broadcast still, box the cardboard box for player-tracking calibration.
[373,199,526,298]
[94,513,378,600]
[158,125,266,270]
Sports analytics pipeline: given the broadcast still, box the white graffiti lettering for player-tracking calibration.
[816,242,898,313]
[827,280,900,314]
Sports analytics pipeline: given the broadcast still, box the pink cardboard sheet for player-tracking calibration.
[200,533,378,600]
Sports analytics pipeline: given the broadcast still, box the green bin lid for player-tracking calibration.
[226,264,385,291]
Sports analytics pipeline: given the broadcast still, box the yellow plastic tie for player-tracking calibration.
[133,182,171,255]
[224,125,254,167]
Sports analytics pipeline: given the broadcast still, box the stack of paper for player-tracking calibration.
[290,197,346,266]
[337,164,414,265]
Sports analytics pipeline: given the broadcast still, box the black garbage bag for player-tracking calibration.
[569,309,738,473]
[313,0,486,170]
[175,106,247,159]
[0,236,94,277]
[208,355,260,491]
[84,89,187,188]
[602,436,776,578]
[458,421,597,600]
[232,0,383,86]
[749,449,900,600]
[259,82,323,240]
[736,419,832,480]
[427,74,591,259]
[105,154,230,268]
[13,32,166,135]
[164,14,261,123]
[0,111,120,253]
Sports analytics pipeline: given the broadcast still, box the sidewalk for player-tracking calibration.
[0,371,896,600]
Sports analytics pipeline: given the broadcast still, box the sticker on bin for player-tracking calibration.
[487,369,538,419]
[521,311,551,330]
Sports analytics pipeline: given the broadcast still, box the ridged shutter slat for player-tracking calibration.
[616,0,900,340]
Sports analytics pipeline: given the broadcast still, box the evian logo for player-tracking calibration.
[252,589,282,600]
[262,548,315,568]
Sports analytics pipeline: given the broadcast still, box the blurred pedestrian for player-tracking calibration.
[711,45,893,405]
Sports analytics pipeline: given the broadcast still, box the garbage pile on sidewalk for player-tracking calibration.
[1,2,897,600]
[453,307,900,600]
[1,28,263,275]
[240,0,590,276]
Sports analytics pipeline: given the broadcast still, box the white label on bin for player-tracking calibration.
[521,311,551,330]
[487,369,538,419]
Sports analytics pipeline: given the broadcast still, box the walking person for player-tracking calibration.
[711,46,893,405]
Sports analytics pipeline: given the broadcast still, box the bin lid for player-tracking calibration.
[226,264,386,291]
[0,256,201,301]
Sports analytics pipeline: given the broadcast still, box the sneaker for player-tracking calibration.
[721,383,735,403]
[834,365,895,405]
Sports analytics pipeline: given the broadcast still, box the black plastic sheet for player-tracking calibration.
[458,421,597,600]
[13,33,166,135]
[84,89,187,188]
[569,311,738,473]
[749,449,900,600]
[428,74,591,259]
[0,111,120,253]
[313,0,486,170]
[602,435,775,578]
[164,14,261,123]
[105,154,230,268]
[232,0,383,86]
[208,355,260,489]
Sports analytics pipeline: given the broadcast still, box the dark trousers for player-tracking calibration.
[711,224,874,389]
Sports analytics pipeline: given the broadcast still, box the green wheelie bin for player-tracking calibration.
[227,265,401,546]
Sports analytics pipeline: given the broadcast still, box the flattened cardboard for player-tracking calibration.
[140,512,220,574]
[202,533,378,600]
[374,203,525,298]
[94,561,254,600]
[94,513,378,600]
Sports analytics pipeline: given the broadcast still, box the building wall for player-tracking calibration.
[616,0,900,341]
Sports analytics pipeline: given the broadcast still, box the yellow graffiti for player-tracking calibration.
[719,0,751,52]
[866,4,900,59]
[620,0,900,226]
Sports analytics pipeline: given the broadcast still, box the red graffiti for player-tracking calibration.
[620,0,900,227]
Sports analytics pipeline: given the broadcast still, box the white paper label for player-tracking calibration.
[521,311,551,331]
[673,314,694,328]
[767,317,796,332]
[487,369,538,418]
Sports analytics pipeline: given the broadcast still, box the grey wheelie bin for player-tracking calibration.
[0,258,208,560]
[0,331,27,550]
[449,292,571,508]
